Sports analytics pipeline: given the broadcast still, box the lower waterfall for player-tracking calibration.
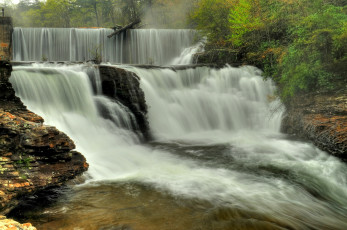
[9,64,347,229]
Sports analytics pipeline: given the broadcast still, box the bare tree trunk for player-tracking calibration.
[108,19,141,38]
[93,2,100,27]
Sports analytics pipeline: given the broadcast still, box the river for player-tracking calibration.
[8,28,347,230]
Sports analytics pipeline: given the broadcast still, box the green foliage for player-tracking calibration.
[277,3,347,100]
[20,174,28,180]
[279,45,335,99]
[190,0,234,46]
[88,44,103,64]
[15,157,32,168]
[192,0,347,100]
[229,0,262,46]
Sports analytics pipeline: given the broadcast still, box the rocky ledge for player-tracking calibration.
[99,65,151,140]
[282,89,347,160]
[193,49,241,67]
[0,215,36,230]
[0,61,88,214]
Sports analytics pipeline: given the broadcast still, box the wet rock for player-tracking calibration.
[282,90,347,160]
[0,61,88,214]
[98,65,151,141]
[193,49,242,67]
[0,215,36,230]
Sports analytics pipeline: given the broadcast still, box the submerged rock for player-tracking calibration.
[282,90,347,159]
[0,61,88,214]
[0,215,36,230]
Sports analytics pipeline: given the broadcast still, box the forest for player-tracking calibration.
[191,0,346,100]
[2,0,347,100]
[2,0,195,28]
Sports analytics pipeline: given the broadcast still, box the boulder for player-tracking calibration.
[99,65,151,140]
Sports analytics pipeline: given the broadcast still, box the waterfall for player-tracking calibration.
[9,23,347,229]
[171,38,205,65]
[10,63,284,150]
[123,65,282,140]
[12,28,197,65]
[10,63,141,141]
[10,63,347,229]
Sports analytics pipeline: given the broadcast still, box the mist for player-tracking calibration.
[142,0,197,29]
[1,0,198,29]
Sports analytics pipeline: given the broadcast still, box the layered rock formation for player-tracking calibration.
[282,89,347,160]
[0,61,88,214]
[99,65,151,140]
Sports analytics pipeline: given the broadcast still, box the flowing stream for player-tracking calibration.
[8,29,347,230]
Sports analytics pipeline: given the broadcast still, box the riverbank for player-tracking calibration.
[282,88,347,159]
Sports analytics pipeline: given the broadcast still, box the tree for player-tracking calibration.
[41,0,73,27]
[229,0,263,46]
[74,0,101,27]
[190,0,235,46]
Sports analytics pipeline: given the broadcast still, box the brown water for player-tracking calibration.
[14,182,291,230]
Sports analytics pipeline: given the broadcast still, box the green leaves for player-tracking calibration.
[192,0,347,100]
[276,3,347,99]
[190,0,234,46]
[229,0,262,46]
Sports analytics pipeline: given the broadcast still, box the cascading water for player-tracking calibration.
[10,62,347,229]
[124,65,282,139]
[12,28,197,65]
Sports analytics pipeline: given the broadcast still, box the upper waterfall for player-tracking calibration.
[12,28,198,65]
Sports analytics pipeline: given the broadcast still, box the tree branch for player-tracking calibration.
[107,19,141,38]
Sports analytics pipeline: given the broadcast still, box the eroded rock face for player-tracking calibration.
[98,65,151,140]
[0,61,88,214]
[282,90,347,160]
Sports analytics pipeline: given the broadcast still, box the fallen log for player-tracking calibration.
[107,19,141,38]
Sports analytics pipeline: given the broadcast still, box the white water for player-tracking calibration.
[10,63,347,229]
[125,65,282,139]
[171,38,205,65]
[12,28,197,65]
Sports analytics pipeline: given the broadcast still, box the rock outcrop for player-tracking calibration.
[0,61,88,214]
[98,65,151,140]
[193,49,241,67]
[0,215,36,230]
[282,89,347,160]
